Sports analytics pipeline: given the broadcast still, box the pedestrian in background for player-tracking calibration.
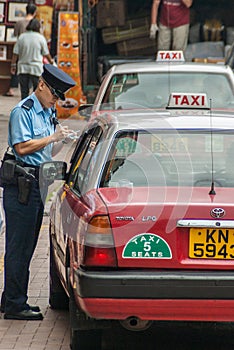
[150,0,193,52]
[0,64,75,320]
[4,3,37,97]
[11,18,54,100]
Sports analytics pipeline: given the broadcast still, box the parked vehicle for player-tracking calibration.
[79,51,234,120]
[45,98,234,349]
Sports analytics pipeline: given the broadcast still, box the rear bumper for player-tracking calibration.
[75,269,234,299]
[74,269,234,321]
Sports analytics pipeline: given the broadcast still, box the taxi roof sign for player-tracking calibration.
[167,93,210,109]
[156,50,185,62]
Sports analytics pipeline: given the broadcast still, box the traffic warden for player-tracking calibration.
[0,64,75,320]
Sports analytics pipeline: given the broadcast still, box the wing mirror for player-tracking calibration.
[78,104,93,119]
[40,161,67,182]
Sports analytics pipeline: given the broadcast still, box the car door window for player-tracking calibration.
[70,127,103,195]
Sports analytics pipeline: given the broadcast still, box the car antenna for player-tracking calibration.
[209,98,216,195]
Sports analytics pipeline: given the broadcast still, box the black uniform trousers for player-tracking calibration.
[2,178,47,314]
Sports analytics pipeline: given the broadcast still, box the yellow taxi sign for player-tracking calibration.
[167,93,210,109]
[156,50,185,62]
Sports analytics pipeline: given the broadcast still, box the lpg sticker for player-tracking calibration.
[122,233,172,259]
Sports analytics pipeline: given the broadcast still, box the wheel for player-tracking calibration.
[69,287,102,350]
[49,234,69,310]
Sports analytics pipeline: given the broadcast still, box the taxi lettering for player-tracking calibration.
[132,235,157,244]
[168,93,209,109]
[172,94,205,106]
[156,50,184,62]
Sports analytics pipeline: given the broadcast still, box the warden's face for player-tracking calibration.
[36,79,59,109]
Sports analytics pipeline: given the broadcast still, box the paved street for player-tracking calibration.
[0,89,70,350]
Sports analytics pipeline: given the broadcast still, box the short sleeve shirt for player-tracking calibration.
[8,93,55,166]
[160,0,190,28]
[13,31,49,76]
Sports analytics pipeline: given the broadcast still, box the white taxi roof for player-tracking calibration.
[106,61,233,76]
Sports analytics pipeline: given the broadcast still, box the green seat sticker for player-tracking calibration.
[122,233,172,259]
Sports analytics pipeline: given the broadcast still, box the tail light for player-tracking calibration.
[82,215,117,267]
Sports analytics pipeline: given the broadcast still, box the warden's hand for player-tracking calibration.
[52,125,73,143]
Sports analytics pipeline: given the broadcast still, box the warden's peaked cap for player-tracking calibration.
[42,64,76,100]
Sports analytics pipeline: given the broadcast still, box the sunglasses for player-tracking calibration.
[42,79,60,99]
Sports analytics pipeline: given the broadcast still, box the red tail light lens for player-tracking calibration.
[84,247,117,267]
[83,216,117,267]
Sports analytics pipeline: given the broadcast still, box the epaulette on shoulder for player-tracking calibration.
[22,98,34,110]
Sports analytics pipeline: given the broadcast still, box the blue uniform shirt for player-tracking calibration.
[8,93,55,166]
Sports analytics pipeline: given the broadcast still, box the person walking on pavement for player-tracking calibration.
[11,18,54,100]
[149,0,193,52]
[0,64,75,320]
[4,3,37,97]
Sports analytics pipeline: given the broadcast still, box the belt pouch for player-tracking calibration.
[17,176,32,205]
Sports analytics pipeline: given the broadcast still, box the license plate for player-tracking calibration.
[189,228,234,259]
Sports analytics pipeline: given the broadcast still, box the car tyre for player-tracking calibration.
[49,234,69,310]
[69,287,102,350]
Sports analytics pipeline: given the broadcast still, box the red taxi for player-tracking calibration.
[44,95,234,349]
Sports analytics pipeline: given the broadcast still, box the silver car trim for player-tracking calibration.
[177,219,234,228]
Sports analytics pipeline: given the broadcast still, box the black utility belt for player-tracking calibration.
[0,160,40,204]
[22,163,40,179]
[0,159,39,186]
